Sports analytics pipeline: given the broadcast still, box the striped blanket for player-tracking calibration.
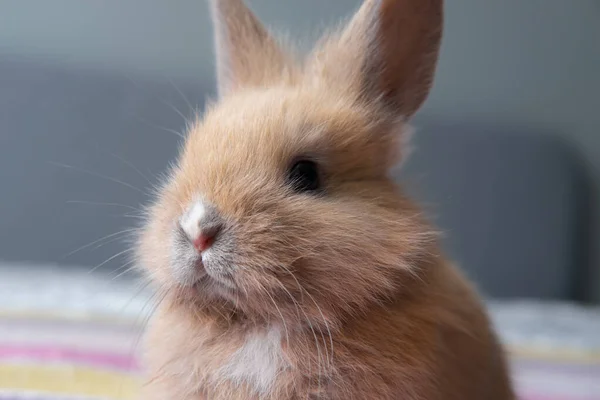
[0,264,598,399]
[0,313,140,400]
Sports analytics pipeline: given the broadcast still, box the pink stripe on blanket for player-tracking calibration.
[0,345,139,371]
[521,397,600,400]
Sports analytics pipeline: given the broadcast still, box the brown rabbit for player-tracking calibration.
[137,0,515,399]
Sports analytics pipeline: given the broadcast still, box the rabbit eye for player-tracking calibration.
[288,159,320,193]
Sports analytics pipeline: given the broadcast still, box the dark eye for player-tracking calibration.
[288,159,321,193]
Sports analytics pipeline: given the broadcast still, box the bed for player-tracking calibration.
[1,263,598,400]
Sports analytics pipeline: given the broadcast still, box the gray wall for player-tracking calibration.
[1,1,598,299]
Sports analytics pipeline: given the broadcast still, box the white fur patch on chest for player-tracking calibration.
[216,327,284,395]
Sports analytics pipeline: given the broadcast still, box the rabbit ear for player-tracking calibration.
[313,0,443,118]
[210,0,292,96]
[209,0,295,97]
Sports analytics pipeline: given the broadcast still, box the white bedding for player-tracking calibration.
[1,262,599,400]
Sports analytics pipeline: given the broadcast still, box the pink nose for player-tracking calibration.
[193,233,215,252]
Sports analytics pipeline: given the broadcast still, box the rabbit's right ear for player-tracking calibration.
[209,0,295,97]
[310,0,443,118]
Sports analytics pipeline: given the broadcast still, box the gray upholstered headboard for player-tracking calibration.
[399,122,591,300]
[0,55,591,300]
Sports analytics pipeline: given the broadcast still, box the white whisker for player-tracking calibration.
[110,260,138,282]
[303,288,335,368]
[88,248,134,274]
[50,162,147,195]
[66,200,140,211]
[106,151,155,187]
[167,76,196,116]
[63,228,138,258]
[134,115,185,139]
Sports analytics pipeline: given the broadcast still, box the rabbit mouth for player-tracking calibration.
[194,257,238,291]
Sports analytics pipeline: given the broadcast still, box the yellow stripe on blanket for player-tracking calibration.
[0,364,140,399]
[508,345,600,364]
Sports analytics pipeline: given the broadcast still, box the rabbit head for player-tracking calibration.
[138,0,443,330]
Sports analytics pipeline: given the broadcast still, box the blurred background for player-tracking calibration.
[0,0,598,302]
[0,1,599,399]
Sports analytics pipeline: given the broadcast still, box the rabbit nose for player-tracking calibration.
[192,225,221,252]
[180,200,223,252]
[193,233,214,252]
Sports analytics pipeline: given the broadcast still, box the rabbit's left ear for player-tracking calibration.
[209,0,295,97]
[311,0,443,118]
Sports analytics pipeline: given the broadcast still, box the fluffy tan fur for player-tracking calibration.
[137,0,515,398]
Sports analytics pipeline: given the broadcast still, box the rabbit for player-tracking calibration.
[137,0,515,399]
